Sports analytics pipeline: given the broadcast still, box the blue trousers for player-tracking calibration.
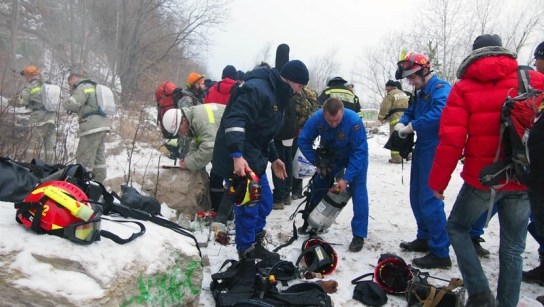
[305,169,369,238]
[409,144,449,257]
[448,184,529,306]
[233,174,273,251]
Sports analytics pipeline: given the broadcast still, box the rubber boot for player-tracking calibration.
[214,191,233,225]
[253,231,279,260]
[472,236,490,257]
[238,245,255,262]
[522,252,544,286]
[210,190,224,213]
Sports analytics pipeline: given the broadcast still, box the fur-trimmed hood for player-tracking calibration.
[456,46,517,80]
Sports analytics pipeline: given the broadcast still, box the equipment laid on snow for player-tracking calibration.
[306,184,351,233]
[14,180,145,245]
[210,258,334,307]
[296,236,338,275]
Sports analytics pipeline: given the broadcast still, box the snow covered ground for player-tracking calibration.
[2,120,542,306]
[197,125,543,306]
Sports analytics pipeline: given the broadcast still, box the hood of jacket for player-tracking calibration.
[457,46,518,81]
[244,66,293,107]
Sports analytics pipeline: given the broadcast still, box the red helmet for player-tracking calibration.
[374,254,413,294]
[15,180,101,244]
[397,52,431,79]
[227,169,261,206]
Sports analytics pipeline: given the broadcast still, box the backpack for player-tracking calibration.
[41,83,62,111]
[95,84,116,115]
[79,80,116,116]
[155,81,177,138]
[210,258,333,307]
[479,68,544,187]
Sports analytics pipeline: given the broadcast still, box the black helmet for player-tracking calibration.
[326,76,347,87]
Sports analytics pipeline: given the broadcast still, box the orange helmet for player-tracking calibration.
[186,72,205,88]
[396,52,431,79]
[20,65,40,76]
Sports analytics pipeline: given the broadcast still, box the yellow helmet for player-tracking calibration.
[20,65,40,76]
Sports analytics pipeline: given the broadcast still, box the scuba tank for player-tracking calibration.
[307,185,351,233]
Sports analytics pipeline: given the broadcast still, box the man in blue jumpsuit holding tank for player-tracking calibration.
[298,97,369,252]
[211,60,310,261]
[394,52,452,269]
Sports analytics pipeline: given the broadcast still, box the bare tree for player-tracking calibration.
[307,48,340,94]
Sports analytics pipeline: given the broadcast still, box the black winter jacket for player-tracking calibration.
[211,67,293,177]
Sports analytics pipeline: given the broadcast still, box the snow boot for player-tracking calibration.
[472,236,490,257]
[348,236,365,252]
[399,238,430,252]
[465,289,496,307]
[522,252,544,286]
[238,245,256,262]
[412,253,452,269]
[254,231,280,260]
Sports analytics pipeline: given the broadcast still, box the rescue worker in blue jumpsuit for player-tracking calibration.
[298,97,369,252]
[211,60,310,261]
[394,52,452,269]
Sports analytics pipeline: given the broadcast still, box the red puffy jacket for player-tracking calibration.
[429,48,544,192]
[203,78,237,105]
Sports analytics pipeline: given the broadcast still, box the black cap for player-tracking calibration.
[535,41,544,60]
[385,80,396,87]
[221,65,238,80]
[280,60,309,85]
[472,34,502,50]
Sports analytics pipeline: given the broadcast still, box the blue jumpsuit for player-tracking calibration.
[211,67,293,251]
[298,109,369,238]
[399,75,451,258]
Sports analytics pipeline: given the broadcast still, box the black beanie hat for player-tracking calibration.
[472,34,503,50]
[280,60,309,85]
[221,65,238,80]
[385,80,396,87]
[534,42,544,60]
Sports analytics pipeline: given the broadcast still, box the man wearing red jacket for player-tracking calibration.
[204,65,239,105]
[428,34,544,306]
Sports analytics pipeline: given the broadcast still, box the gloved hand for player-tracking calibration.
[394,123,405,131]
[398,123,414,139]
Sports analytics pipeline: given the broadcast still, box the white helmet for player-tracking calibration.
[162,109,182,136]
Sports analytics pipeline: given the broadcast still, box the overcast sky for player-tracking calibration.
[205,0,416,82]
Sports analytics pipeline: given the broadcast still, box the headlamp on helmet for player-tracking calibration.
[227,169,261,206]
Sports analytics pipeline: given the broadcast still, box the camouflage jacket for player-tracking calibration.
[294,87,318,128]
